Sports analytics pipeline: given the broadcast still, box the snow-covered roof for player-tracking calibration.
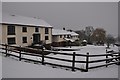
[2,13,52,27]
[52,29,79,36]
[83,40,87,42]
[64,38,75,42]
[69,32,79,36]
[52,29,71,35]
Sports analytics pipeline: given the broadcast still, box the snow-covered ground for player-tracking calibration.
[46,45,119,68]
[1,45,119,78]
[2,56,118,78]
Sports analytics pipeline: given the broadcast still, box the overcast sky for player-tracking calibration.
[2,2,118,37]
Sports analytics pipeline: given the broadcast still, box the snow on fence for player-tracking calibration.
[0,44,120,72]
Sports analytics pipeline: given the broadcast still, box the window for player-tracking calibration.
[64,35,66,38]
[45,36,49,40]
[35,27,39,32]
[67,35,70,38]
[60,35,62,38]
[22,37,27,43]
[45,28,49,34]
[22,27,27,32]
[7,37,16,44]
[7,25,15,35]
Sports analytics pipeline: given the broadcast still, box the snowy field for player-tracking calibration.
[48,45,119,68]
[1,45,119,78]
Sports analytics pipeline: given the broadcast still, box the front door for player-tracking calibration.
[33,34,40,44]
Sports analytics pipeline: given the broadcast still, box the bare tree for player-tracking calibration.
[91,28,106,45]
[106,34,115,48]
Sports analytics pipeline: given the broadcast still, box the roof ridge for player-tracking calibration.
[2,13,53,28]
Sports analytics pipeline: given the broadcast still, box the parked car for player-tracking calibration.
[81,40,87,46]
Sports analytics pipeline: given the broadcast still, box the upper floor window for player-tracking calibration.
[45,28,49,34]
[22,27,27,32]
[35,27,39,32]
[7,25,15,35]
[7,37,16,45]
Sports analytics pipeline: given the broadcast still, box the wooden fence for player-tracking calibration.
[0,44,120,72]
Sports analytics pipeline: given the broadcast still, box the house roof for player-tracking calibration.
[2,13,53,28]
[52,29,71,35]
[52,29,78,36]
[69,32,79,36]
[64,38,75,42]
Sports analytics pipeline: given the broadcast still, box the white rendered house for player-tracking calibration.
[1,13,53,47]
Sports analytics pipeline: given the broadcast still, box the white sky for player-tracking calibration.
[2,2,118,37]
[1,0,120,2]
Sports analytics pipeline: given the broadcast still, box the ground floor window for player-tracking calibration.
[22,37,27,43]
[7,37,16,44]
[67,35,70,38]
[64,35,66,38]
[45,36,49,40]
[60,35,62,38]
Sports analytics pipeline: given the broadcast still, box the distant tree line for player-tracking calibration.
[74,26,117,47]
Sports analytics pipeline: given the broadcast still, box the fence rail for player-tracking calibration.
[0,44,120,72]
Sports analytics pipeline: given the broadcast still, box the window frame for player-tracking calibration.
[45,36,49,40]
[22,27,27,32]
[22,37,27,43]
[7,25,15,35]
[35,27,39,32]
[67,35,70,38]
[7,37,16,45]
[60,35,62,38]
[64,35,66,38]
[45,28,49,34]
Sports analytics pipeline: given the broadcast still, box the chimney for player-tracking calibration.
[11,14,15,16]
[63,27,65,30]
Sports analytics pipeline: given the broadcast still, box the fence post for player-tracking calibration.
[118,52,120,65]
[19,46,22,61]
[86,52,89,72]
[5,44,8,57]
[42,50,45,65]
[106,48,107,53]
[72,52,75,71]
[106,54,108,67]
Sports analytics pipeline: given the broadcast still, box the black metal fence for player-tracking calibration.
[0,44,120,72]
